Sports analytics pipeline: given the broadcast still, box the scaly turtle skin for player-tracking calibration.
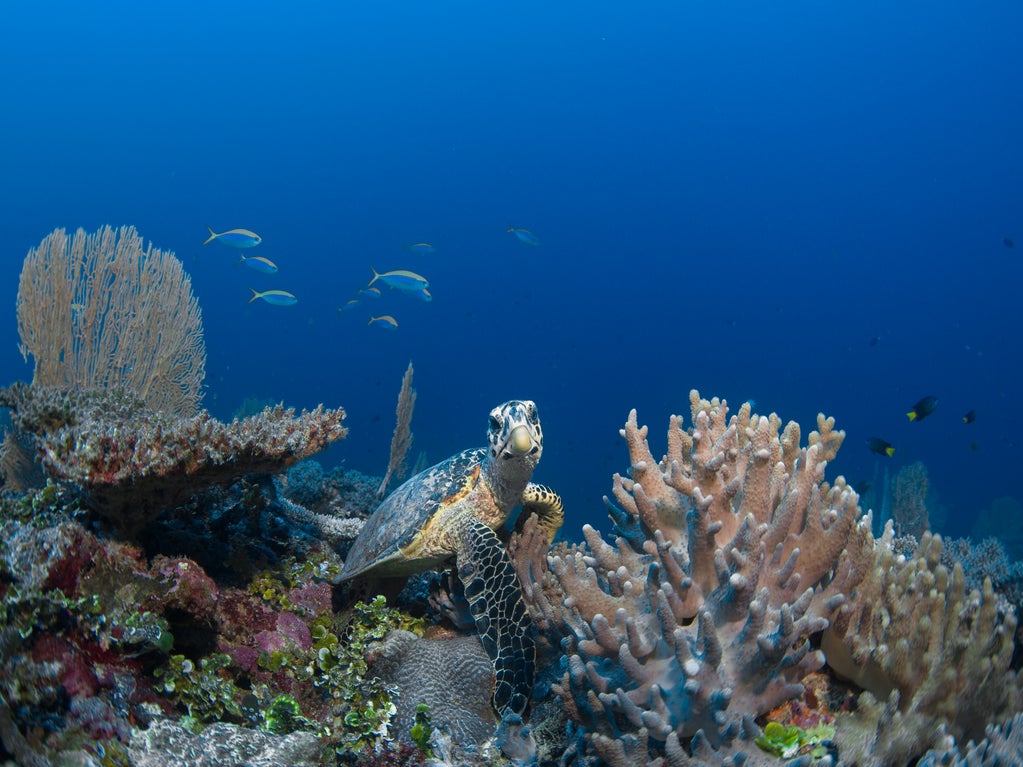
[338,400,563,716]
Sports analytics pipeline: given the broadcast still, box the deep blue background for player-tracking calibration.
[2,1,1021,537]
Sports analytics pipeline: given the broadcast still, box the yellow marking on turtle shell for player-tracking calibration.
[399,464,482,561]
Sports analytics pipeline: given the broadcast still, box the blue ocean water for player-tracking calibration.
[1,1,1020,538]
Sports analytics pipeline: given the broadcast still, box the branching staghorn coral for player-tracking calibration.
[516,391,862,762]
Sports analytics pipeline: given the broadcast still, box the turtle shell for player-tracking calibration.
[339,447,487,580]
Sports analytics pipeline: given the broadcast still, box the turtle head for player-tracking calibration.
[487,400,542,465]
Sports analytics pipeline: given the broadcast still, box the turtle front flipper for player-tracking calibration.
[456,516,534,716]
[520,482,564,545]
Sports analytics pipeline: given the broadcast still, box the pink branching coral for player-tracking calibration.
[512,391,1022,766]
[0,382,347,535]
[518,392,861,760]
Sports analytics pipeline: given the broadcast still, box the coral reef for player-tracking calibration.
[513,391,1020,766]
[0,478,402,765]
[0,382,347,535]
[3,384,1023,767]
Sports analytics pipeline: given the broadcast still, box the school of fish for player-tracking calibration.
[204,225,298,306]
[335,226,537,330]
[203,224,540,329]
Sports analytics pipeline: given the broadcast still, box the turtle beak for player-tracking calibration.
[502,424,538,458]
[510,425,533,454]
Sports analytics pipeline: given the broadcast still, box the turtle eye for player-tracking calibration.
[526,402,538,422]
[489,414,502,431]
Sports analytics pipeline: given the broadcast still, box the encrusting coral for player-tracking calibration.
[0,382,347,535]
[512,391,1020,766]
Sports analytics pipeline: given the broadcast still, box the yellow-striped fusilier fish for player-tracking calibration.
[249,288,297,306]
[405,243,436,255]
[368,315,398,330]
[204,226,262,248]
[507,227,539,246]
[236,255,278,273]
[368,267,429,292]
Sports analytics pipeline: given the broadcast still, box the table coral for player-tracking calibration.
[0,382,347,535]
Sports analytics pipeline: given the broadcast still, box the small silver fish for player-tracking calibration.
[406,243,436,255]
[368,267,429,292]
[507,227,539,246]
[368,314,398,330]
[204,226,262,248]
[249,288,297,306]
[236,254,279,273]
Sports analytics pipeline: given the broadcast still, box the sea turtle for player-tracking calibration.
[338,400,563,717]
